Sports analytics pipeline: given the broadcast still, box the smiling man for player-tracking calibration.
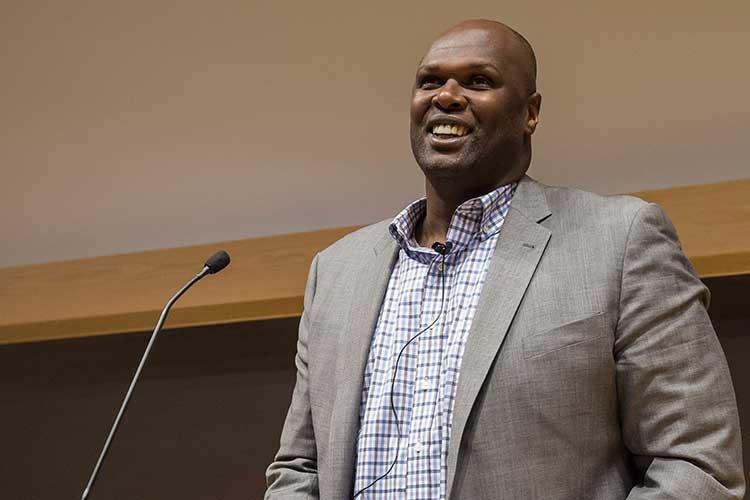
[265,20,745,500]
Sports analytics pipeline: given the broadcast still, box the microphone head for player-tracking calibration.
[205,250,230,274]
[431,241,453,255]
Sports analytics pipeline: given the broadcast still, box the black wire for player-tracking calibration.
[352,251,449,499]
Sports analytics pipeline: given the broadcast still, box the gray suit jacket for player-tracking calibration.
[265,176,745,500]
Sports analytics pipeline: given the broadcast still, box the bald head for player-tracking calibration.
[429,19,537,95]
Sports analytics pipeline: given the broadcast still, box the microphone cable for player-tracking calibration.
[352,241,453,499]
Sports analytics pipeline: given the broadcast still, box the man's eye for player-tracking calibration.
[469,75,492,87]
[419,77,441,89]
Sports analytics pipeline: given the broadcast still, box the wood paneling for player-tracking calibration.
[634,179,750,278]
[1,179,748,346]
[0,318,300,499]
[0,226,360,345]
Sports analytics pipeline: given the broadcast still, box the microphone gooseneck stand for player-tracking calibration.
[80,251,230,500]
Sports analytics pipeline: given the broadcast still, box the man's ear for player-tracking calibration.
[525,92,542,134]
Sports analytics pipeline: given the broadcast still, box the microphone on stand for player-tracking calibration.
[80,250,231,500]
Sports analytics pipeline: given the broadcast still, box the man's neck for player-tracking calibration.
[415,173,521,248]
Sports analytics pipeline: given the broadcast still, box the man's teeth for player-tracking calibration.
[431,124,469,137]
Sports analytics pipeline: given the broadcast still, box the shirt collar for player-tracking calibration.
[389,182,518,259]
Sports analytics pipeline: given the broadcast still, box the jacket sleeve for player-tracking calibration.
[616,203,745,499]
[265,254,320,500]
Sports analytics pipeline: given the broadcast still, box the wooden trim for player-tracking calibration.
[0,226,358,345]
[1,179,748,346]
[633,179,750,278]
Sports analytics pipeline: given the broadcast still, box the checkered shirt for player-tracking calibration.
[353,182,517,500]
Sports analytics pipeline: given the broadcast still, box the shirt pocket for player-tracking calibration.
[522,311,609,360]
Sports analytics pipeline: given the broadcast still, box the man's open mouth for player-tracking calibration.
[430,124,470,138]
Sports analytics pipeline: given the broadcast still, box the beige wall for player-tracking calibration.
[1,0,748,267]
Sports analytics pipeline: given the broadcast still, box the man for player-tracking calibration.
[265,19,745,500]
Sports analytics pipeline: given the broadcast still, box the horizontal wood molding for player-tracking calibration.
[1,179,748,346]
[0,226,359,346]
[633,179,750,279]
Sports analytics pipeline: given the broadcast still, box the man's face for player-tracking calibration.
[410,29,533,181]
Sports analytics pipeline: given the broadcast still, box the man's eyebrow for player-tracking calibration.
[417,62,502,73]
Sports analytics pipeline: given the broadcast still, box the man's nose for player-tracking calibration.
[433,79,467,111]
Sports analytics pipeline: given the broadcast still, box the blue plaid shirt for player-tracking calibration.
[353,182,518,500]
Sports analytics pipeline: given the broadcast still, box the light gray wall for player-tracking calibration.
[2,1,748,267]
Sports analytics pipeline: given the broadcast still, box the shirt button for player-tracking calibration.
[413,441,424,453]
[418,377,431,391]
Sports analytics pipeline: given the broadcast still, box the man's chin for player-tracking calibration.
[417,154,474,178]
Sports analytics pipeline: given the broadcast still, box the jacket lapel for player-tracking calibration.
[328,228,399,499]
[446,176,552,499]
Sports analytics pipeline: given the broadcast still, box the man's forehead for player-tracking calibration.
[431,25,509,49]
[428,42,494,52]
[421,28,511,65]
[419,41,506,69]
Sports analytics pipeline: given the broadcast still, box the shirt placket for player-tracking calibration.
[407,256,445,500]
[389,256,422,499]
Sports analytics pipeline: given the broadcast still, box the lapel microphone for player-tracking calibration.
[353,241,453,499]
[80,251,230,500]
[431,241,453,255]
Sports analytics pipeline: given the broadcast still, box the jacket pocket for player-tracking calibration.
[523,311,609,359]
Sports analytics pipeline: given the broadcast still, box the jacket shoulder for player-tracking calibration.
[543,183,648,216]
[317,218,391,262]
[538,181,655,233]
